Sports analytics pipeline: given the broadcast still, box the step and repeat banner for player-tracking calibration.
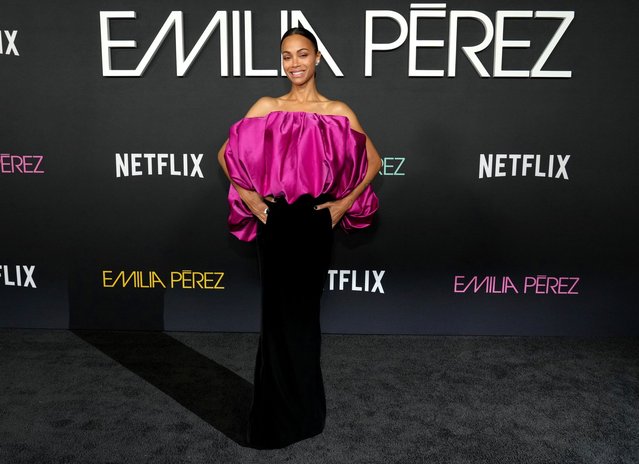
[1,1,637,334]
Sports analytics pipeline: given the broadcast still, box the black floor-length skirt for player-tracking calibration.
[246,193,334,449]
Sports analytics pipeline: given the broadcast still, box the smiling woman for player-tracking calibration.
[281,26,320,82]
[217,26,381,450]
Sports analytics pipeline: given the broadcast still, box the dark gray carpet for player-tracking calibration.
[0,329,637,463]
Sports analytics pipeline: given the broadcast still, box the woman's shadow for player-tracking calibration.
[71,329,253,447]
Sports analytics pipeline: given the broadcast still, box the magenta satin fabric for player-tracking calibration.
[224,111,379,241]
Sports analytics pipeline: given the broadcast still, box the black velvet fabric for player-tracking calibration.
[247,194,334,449]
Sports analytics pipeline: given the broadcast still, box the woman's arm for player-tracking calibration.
[314,102,383,228]
[216,97,277,224]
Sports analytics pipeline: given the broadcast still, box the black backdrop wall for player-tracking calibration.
[1,0,637,335]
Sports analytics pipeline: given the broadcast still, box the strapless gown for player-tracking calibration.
[223,111,378,448]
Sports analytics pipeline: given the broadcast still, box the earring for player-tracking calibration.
[315,61,320,65]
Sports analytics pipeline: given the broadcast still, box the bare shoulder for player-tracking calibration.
[327,100,365,134]
[327,100,355,118]
[243,96,279,118]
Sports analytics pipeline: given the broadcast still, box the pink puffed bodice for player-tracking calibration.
[224,111,379,241]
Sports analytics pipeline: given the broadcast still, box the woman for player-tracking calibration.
[217,27,382,449]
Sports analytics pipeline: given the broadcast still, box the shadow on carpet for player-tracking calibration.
[71,330,252,447]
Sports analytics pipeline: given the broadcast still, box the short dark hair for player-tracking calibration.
[280,27,318,53]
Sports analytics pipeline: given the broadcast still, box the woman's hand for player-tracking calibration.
[235,185,273,224]
[314,197,353,229]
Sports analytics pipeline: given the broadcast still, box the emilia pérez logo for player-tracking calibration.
[378,156,406,176]
[1,154,44,174]
[102,270,224,289]
[99,7,573,78]
[454,275,579,295]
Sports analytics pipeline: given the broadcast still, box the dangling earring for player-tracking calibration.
[315,61,320,65]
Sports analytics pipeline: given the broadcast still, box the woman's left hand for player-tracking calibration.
[314,197,353,228]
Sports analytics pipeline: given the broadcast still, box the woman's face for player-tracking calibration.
[281,34,320,84]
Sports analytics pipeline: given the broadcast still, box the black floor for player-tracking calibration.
[1,329,637,463]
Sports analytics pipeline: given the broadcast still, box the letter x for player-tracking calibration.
[22,265,36,288]
[190,154,204,178]
[555,155,570,179]
[371,270,385,294]
[4,31,19,56]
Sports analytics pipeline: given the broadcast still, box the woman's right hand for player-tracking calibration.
[235,185,272,224]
